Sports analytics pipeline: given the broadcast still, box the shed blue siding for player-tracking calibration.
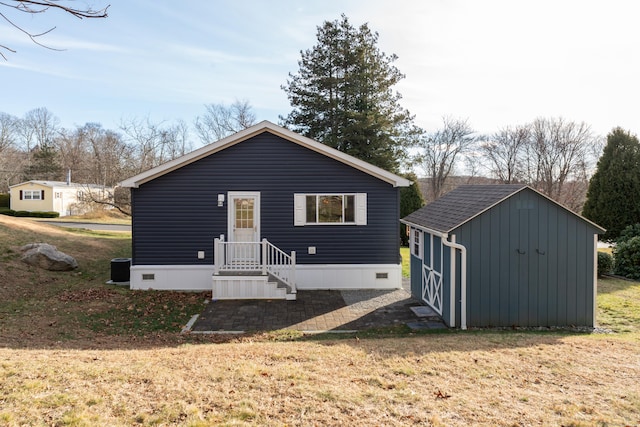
[131,132,402,266]
[453,188,598,327]
[410,255,422,299]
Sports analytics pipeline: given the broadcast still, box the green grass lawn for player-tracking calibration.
[597,276,640,333]
[400,246,409,277]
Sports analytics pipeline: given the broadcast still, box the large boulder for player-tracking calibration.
[20,243,78,271]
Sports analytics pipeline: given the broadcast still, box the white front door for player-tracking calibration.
[228,192,260,264]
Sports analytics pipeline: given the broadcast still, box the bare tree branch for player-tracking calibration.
[0,1,109,58]
[415,117,476,200]
[194,100,256,144]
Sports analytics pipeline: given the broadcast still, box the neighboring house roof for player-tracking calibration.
[10,181,110,190]
[402,184,605,234]
[120,120,412,188]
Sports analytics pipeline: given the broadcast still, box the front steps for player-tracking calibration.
[212,273,296,300]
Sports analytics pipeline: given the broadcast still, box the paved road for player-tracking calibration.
[42,221,131,232]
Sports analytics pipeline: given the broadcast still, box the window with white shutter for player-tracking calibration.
[294,193,367,226]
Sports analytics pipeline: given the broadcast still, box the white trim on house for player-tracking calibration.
[295,264,402,290]
[120,121,412,189]
[130,265,217,291]
[130,263,402,291]
[294,193,366,226]
[22,190,42,200]
[227,191,261,242]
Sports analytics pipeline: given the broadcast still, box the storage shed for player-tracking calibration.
[401,184,605,329]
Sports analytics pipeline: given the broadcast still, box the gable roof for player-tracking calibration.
[120,120,412,188]
[402,184,605,234]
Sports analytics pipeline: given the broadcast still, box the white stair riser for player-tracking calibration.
[212,277,292,300]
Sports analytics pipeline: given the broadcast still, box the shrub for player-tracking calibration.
[0,193,9,208]
[0,209,59,218]
[614,235,640,280]
[617,223,640,244]
[597,251,614,277]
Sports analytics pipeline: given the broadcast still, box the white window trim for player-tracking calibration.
[411,228,423,259]
[23,190,42,200]
[294,193,366,226]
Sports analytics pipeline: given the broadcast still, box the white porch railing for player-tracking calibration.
[213,237,296,295]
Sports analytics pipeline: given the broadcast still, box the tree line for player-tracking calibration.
[2,13,634,237]
[0,102,255,192]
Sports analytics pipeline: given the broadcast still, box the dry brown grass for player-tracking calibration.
[1,335,638,426]
[1,216,639,426]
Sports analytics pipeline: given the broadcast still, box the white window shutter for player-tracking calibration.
[294,194,305,226]
[355,193,367,225]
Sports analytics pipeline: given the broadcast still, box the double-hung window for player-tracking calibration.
[294,193,367,226]
[23,190,42,200]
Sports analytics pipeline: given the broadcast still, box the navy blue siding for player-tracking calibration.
[132,132,402,266]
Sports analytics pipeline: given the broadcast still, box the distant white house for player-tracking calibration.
[9,180,114,217]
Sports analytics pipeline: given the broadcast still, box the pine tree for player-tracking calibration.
[281,14,413,172]
[23,141,62,181]
[399,173,424,246]
[582,127,640,241]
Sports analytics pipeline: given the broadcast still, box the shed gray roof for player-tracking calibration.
[402,184,605,234]
[402,184,526,233]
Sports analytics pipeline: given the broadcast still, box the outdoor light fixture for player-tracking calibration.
[217,194,225,207]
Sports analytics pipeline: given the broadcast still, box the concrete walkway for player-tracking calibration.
[190,285,445,333]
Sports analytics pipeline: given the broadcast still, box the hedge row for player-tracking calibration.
[0,194,9,208]
[0,208,60,218]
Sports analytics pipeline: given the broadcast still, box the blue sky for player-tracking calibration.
[1,0,639,139]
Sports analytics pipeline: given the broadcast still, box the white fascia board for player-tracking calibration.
[400,219,450,239]
[119,121,412,188]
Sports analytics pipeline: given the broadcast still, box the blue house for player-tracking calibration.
[120,121,411,299]
[401,184,605,329]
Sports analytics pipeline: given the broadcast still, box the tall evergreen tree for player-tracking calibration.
[399,173,424,246]
[582,127,640,241]
[23,141,62,181]
[281,14,413,172]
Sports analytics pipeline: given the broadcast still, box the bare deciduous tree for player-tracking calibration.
[194,100,256,144]
[0,112,20,190]
[528,117,594,206]
[415,117,476,200]
[0,0,109,59]
[120,116,195,174]
[0,112,17,154]
[480,125,530,183]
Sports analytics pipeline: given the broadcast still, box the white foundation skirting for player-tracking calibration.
[129,264,402,291]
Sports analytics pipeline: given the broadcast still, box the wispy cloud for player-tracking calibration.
[170,44,280,66]
[42,36,129,54]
